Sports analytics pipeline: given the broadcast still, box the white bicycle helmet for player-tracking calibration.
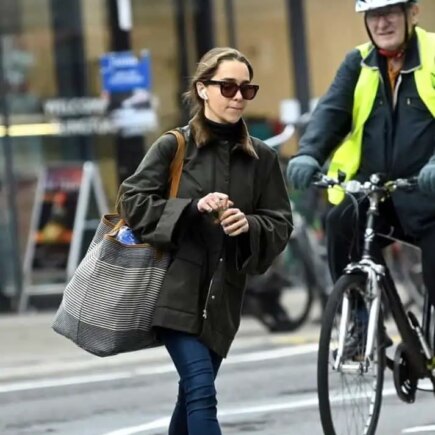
[355,0,417,13]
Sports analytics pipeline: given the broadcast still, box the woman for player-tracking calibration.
[117,47,292,435]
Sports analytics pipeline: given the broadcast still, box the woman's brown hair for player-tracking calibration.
[183,47,254,118]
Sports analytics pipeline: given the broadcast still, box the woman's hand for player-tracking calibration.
[197,192,232,214]
[219,208,249,236]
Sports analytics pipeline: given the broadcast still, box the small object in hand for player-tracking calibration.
[212,209,224,223]
[116,226,140,245]
[212,199,229,223]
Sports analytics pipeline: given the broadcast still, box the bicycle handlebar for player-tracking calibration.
[312,172,418,195]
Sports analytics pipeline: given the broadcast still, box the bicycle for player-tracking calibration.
[243,120,331,332]
[314,172,435,435]
[282,204,331,327]
[244,203,330,332]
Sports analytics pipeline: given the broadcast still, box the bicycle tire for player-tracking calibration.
[317,274,385,435]
[423,294,435,356]
[279,235,315,331]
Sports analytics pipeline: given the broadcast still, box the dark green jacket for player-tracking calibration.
[117,115,293,357]
[298,30,435,236]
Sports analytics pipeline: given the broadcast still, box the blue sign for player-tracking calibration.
[100,51,152,93]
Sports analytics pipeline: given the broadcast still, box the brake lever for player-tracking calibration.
[396,176,418,191]
[312,172,331,188]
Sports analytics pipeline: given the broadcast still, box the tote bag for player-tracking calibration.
[52,130,185,357]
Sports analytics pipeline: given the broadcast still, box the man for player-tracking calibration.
[287,0,435,352]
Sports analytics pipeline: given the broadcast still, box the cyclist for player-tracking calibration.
[287,0,435,354]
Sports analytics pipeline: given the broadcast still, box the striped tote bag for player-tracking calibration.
[52,130,185,357]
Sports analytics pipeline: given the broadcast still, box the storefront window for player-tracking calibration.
[0,0,300,310]
[0,0,117,304]
[131,0,181,133]
[0,0,184,307]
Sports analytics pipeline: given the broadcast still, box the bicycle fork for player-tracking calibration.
[334,267,381,372]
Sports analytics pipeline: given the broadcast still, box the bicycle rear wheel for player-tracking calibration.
[279,234,316,331]
[317,274,385,435]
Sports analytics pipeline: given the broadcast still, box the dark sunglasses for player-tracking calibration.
[203,80,259,100]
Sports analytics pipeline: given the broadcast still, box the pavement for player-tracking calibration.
[0,311,321,383]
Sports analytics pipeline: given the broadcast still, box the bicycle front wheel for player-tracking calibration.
[317,274,385,435]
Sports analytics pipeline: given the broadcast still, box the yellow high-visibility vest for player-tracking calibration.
[327,27,435,204]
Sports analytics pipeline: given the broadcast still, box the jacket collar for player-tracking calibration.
[189,111,258,159]
[361,30,420,73]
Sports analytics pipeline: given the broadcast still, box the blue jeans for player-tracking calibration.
[159,328,223,435]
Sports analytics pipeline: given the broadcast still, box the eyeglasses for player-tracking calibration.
[203,80,259,100]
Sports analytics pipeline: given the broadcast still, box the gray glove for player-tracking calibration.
[418,156,435,195]
[286,155,321,190]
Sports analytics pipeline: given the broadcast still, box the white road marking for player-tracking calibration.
[103,398,319,435]
[102,387,400,435]
[0,372,133,392]
[0,344,317,394]
[402,426,435,433]
[103,417,171,435]
[226,343,317,363]
[1,332,287,380]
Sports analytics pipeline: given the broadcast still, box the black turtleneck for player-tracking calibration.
[204,117,244,142]
[179,117,244,228]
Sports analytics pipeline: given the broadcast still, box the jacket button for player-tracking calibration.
[211,295,216,300]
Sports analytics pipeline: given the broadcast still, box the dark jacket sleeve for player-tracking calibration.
[297,49,362,165]
[236,145,293,274]
[116,133,192,249]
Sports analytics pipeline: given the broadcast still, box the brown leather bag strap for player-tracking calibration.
[112,129,185,234]
[166,129,186,198]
